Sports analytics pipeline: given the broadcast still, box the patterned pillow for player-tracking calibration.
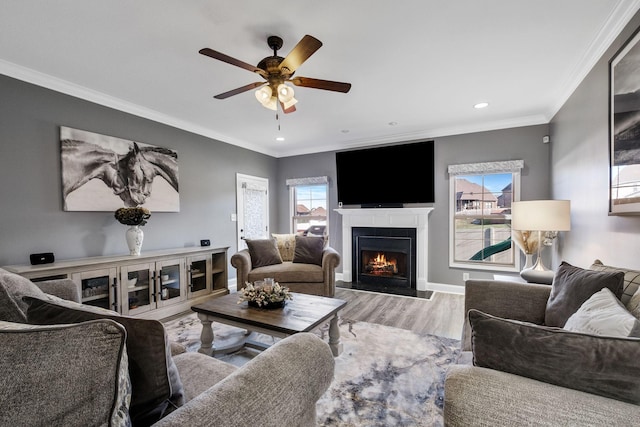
[272,233,297,262]
[590,259,640,306]
[0,319,131,426]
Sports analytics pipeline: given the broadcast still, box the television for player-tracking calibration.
[335,140,435,207]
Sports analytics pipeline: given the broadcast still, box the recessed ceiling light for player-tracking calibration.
[275,136,285,141]
[388,121,398,126]
[341,129,350,134]
[474,102,489,109]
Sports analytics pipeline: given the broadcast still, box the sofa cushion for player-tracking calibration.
[292,236,324,266]
[25,296,184,426]
[272,233,297,262]
[564,288,640,337]
[469,309,640,405]
[247,261,324,284]
[545,261,624,327]
[589,259,640,306]
[0,268,49,323]
[246,238,283,268]
[0,319,131,426]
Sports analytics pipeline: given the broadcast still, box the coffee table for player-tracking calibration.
[191,292,347,357]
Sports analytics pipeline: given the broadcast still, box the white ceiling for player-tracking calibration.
[1,1,639,158]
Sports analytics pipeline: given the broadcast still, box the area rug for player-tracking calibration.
[164,313,460,427]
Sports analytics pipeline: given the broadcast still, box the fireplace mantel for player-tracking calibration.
[335,208,434,291]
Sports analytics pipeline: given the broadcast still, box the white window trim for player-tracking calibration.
[448,160,523,272]
[287,176,329,235]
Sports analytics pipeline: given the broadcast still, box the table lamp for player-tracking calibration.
[511,200,571,284]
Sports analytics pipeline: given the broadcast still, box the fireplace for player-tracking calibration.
[352,227,417,296]
[335,207,433,292]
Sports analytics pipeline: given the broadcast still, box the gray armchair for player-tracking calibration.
[231,245,340,297]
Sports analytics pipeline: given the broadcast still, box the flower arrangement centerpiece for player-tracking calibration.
[238,281,292,309]
[115,207,151,256]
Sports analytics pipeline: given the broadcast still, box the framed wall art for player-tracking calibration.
[609,27,640,215]
[60,126,180,212]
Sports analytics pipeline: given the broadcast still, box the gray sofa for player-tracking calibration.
[444,276,640,426]
[0,267,334,426]
[232,235,340,297]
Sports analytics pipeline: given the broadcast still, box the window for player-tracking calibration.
[286,176,328,237]
[448,160,523,272]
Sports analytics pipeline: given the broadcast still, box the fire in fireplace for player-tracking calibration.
[352,227,417,296]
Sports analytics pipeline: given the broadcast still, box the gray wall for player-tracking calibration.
[0,71,553,289]
[276,125,551,287]
[550,10,640,270]
[0,75,278,278]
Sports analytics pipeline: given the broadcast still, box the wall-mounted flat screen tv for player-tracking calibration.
[336,140,435,207]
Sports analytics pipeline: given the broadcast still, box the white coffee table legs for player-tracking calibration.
[197,313,214,356]
[197,311,343,357]
[328,314,343,356]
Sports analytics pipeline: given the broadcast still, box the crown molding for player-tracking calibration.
[547,0,640,119]
[0,59,278,157]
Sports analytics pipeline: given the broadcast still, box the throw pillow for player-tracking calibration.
[0,319,131,427]
[292,235,324,266]
[272,233,297,262]
[25,296,184,425]
[246,238,283,267]
[628,287,640,320]
[0,268,49,323]
[589,259,640,306]
[468,309,640,405]
[545,261,624,327]
[563,288,640,337]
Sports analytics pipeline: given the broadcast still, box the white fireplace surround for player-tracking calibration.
[335,208,433,291]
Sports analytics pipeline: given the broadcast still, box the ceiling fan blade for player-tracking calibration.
[214,82,265,99]
[290,76,351,93]
[199,48,267,77]
[278,35,322,74]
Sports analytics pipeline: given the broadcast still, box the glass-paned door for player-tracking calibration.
[120,263,154,316]
[157,259,186,307]
[72,268,118,312]
[187,255,210,298]
[236,173,269,251]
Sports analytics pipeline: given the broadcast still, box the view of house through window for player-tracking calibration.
[449,161,522,271]
[289,179,328,236]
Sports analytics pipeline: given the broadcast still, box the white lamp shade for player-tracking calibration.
[511,200,571,231]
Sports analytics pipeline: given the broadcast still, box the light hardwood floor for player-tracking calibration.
[335,287,465,340]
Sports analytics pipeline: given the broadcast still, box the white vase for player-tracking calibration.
[523,253,534,270]
[126,225,144,256]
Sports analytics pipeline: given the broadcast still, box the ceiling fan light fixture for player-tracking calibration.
[282,97,298,110]
[255,86,272,103]
[277,83,295,102]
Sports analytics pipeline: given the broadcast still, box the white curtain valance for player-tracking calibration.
[286,176,329,186]
[447,160,524,176]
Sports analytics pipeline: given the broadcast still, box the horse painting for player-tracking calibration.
[60,127,179,211]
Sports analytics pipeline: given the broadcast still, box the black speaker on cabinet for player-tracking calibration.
[30,252,55,265]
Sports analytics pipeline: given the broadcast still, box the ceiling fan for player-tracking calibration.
[199,35,351,113]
